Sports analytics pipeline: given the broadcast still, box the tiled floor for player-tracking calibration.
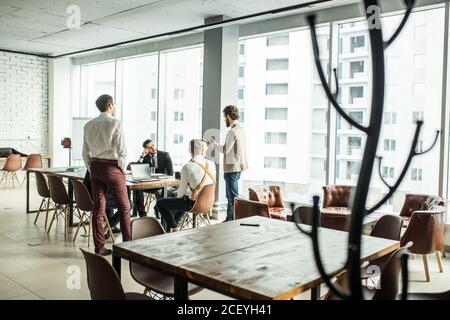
[0,183,449,300]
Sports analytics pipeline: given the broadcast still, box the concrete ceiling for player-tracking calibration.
[0,0,354,57]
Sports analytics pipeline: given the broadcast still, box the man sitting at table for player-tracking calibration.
[133,139,174,218]
[155,139,216,232]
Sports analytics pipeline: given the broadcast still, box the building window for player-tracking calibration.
[347,136,362,154]
[239,65,245,78]
[384,112,397,124]
[382,166,395,179]
[239,43,245,55]
[266,58,289,71]
[349,111,363,124]
[383,194,394,205]
[384,139,396,151]
[150,133,156,142]
[349,86,364,104]
[264,157,287,169]
[238,87,245,100]
[346,161,360,179]
[266,83,288,95]
[336,160,340,178]
[150,111,156,121]
[174,111,184,121]
[416,140,424,153]
[350,35,365,53]
[265,108,288,120]
[411,168,423,181]
[265,132,287,145]
[173,134,184,144]
[239,109,245,122]
[339,37,343,54]
[151,88,157,99]
[174,88,184,99]
[266,34,289,46]
[336,136,341,155]
[412,111,424,123]
[350,61,364,78]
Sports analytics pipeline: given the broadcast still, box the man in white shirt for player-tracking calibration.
[82,94,131,256]
[155,139,216,232]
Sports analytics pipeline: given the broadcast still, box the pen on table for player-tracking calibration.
[240,223,260,227]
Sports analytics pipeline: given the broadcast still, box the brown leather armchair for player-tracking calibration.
[234,197,272,220]
[322,185,352,208]
[400,206,447,282]
[399,194,445,217]
[248,185,290,221]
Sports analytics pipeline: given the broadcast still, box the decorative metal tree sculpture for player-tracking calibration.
[297,0,440,299]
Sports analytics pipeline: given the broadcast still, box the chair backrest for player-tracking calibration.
[190,184,216,214]
[248,185,285,208]
[399,194,445,217]
[370,215,404,241]
[23,154,42,170]
[80,249,126,300]
[234,197,270,219]
[47,175,70,205]
[401,208,447,254]
[292,206,315,226]
[2,154,21,172]
[72,179,94,212]
[131,217,165,240]
[322,185,352,208]
[35,171,50,198]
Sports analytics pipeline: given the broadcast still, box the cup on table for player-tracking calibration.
[150,166,156,175]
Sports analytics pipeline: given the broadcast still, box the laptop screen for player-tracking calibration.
[130,164,151,180]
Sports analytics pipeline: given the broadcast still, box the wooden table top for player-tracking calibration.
[28,167,179,189]
[321,207,400,226]
[113,216,399,300]
[0,155,51,160]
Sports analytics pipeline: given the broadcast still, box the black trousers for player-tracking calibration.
[134,188,177,217]
[156,196,195,232]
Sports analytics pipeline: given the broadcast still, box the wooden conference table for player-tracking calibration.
[112,216,399,300]
[26,167,179,225]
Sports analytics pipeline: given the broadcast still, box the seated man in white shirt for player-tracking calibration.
[155,139,216,232]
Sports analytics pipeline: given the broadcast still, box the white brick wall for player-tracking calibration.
[0,51,48,154]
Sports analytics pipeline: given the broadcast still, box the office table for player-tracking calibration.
[112,216,399,300]
[320,207,400,230]
[26,167,179,225]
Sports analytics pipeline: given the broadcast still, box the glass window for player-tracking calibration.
[264,157,287,169]
[116,55,158,159]
[162,47,203,171]
[266,83,288,95]
[265,132,287,145]
[266,34,289,46]
[239,65,245,78]
[80,61,116,118]
[265,108,288,120]
[350,60,364,78]
[151,88,157,99]
[266,58,289,71]
[238,87,245,100]
[335,9,443,211]
[239,43,245,55]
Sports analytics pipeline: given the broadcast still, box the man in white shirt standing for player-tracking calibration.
[82,94,131,256]
[155,139,216,232]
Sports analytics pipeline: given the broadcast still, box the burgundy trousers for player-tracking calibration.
[90,161,131,254]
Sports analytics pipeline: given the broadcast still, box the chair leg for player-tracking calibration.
[178,213,189,231]
[73,211,86,242]
[34,198,45,225]
[104,215,115,242]
[436,251,444,273]
[64,206,68,239]
[88,215,92,248]
[193,213,198,228]
[44,199,51,229]
[47,206,59,234]
[422,254,430,282]
[143,288,149,295]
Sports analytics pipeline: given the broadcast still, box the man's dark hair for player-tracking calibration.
[95,94,113,112]
[223,105,240,120]
[142,139,153,148]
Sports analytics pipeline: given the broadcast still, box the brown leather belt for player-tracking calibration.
[91,158,118,165]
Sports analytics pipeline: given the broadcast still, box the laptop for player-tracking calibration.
[129,164,158,182]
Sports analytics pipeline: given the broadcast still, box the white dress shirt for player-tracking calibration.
[178,155,216,199]
[82,112,127,172]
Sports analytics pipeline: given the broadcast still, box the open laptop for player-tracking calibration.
[129,164,158,182]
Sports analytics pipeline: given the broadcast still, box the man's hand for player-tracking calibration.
[207,138,217,145]
[141,149,148,157]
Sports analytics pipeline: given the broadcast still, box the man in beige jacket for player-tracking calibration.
[209,105,248,222]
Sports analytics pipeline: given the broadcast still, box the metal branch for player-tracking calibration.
[376,156,392,189]
[332,68,339,99]
[415,130,440,155]
[384,0,415,49]
[367,121,434,214]
[306,196,350,299]
[307,14,368,133]
[400,253,409,300]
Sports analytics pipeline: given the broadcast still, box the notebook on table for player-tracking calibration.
[128,164,158,183]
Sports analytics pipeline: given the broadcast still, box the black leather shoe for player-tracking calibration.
[95,249,112,256]
[111,227,121,234]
